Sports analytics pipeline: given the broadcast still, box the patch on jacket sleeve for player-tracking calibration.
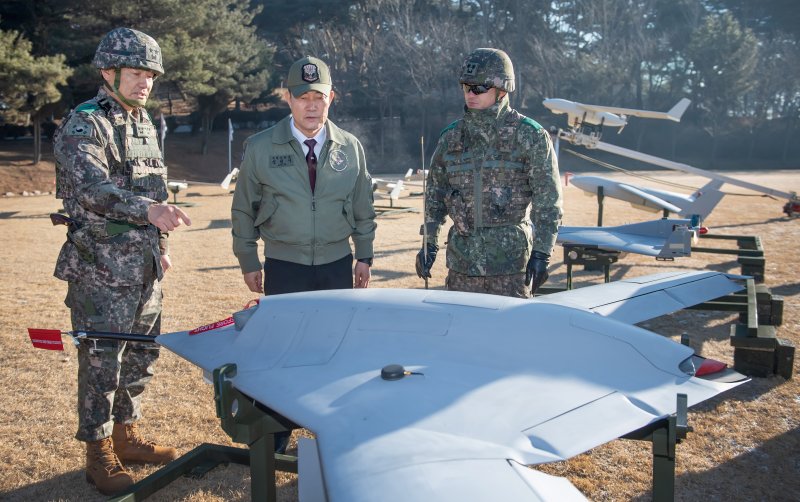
[66,122,94,138]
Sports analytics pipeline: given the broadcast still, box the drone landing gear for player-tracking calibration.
[110,363,298,501]
[562,244,621,289]
[623,394,691,502]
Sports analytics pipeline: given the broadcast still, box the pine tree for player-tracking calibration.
[0,26,72,164]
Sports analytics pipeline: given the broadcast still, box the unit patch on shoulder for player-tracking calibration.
[67,122,94,138]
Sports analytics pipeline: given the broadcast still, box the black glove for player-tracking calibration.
[415,243,438,278]
[525,251,550,293]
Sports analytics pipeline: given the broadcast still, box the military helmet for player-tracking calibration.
[459,48,515,93]
[93,27,164,76]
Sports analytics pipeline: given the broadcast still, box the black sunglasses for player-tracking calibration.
[462,83,493,95]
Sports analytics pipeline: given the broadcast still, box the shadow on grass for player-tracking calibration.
[0,212,51,220]
[631,426,800,501]
[189,218,232,231]
[1,460,298,502]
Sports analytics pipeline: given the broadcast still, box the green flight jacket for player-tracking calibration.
[231,116,376,273]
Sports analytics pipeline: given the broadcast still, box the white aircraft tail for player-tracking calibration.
[666,98,692,121]
[682,179,725,221]
[389,180,404,201]
[660,220,695,259]
[221,167,239,190]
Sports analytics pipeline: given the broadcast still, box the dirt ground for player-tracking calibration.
[0,134,798,501]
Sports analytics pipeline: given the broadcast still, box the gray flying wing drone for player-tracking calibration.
[568,175,725,221]
[557,218,695,258]
[158,270,747,501]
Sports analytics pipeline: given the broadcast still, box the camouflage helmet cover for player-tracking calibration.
[93,27,164,76]
[459,48,515,93]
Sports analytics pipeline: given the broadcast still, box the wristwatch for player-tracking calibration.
[357,257,373,267]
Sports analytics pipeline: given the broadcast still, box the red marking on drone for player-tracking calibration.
[189,317,235,335]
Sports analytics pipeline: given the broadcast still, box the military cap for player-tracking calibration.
[287,56,332,97]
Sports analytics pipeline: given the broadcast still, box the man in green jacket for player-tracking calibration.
[232,55,376,300]
[231,54,378,447]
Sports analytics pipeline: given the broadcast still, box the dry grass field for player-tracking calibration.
[0,148,797,500]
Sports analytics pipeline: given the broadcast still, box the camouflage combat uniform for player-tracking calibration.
[54,86,168,441]
[424,94,562,298]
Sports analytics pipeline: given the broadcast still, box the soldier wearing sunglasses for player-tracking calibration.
[416,48,562,298]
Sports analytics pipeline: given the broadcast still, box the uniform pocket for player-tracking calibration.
[343,198,355,229]
[314,199,355,245]
[68,226,97,263]
[446,189,473,235]
[488,186,513,217]
[253,197,278,227]
[93,234,147,286]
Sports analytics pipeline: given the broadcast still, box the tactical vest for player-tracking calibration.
[55,96,167,202]
[440,109,534,236]
[117,102,168,202]
[53,93,167,286]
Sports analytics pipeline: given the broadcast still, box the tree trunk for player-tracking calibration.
[201,111,212,156]
[781,116,796,162]
[670,126,678,160]
[379,100,386,165]
[635,123,645,152]
[33,116,41,165]
[710,134,718,166]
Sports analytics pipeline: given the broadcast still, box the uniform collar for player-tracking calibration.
[462,95,511,145]
[463,94,510,126]
[97,87,136,126]
[274,115,348,146]
[290,117,327,148]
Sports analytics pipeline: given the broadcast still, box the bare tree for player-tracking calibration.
[686,11,758,162]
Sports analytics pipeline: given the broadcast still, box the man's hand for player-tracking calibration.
[525,251,550,294]
[415,243,438,279]
[354,261,371,288]
[243,270,263,293]
[160,254,172,274]
[147,203,192,232]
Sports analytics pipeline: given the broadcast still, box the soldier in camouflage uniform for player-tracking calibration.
[53,27,191,495]
[416,48,562,298]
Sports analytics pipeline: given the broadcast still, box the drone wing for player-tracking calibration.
[579,98,691,122]
[570,175,683,213]
[617,183,684,213]
[535,270,745,323]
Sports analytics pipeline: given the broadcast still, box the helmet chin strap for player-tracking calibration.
[103,69,146,108]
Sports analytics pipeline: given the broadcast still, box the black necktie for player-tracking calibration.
[304,139,317,192]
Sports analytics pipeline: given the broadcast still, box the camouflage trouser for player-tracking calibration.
[446,269,531,299]
[67,278,162,442]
